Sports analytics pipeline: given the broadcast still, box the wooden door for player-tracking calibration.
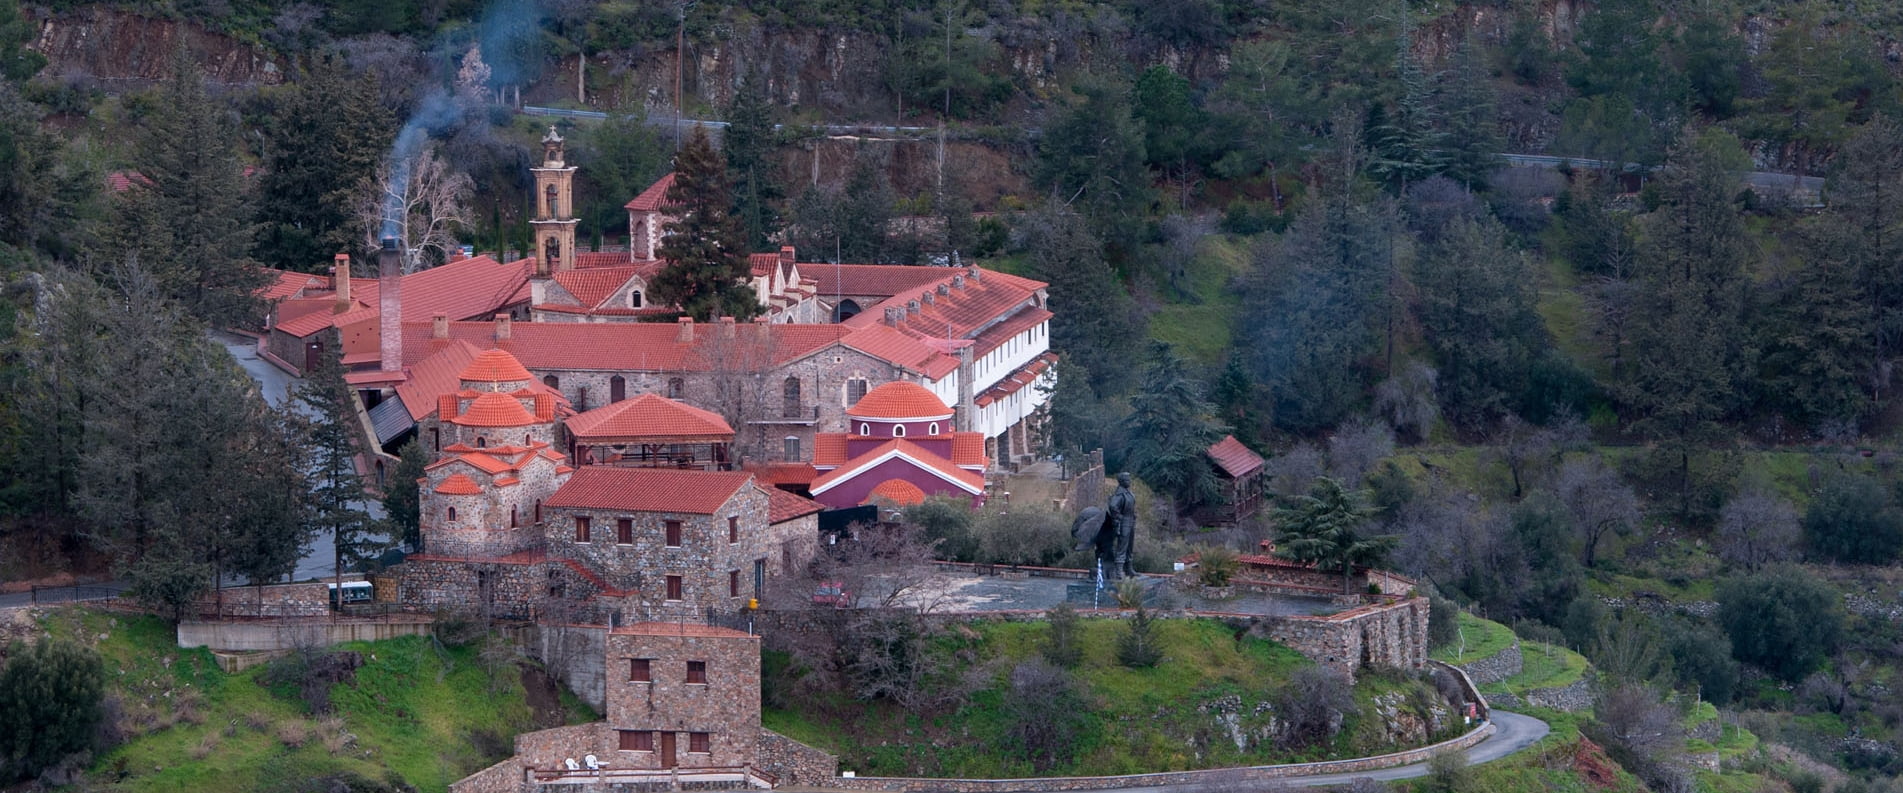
[660,731,676,768]
[304,341,322,372]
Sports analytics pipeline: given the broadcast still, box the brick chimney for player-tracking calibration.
[378,238,402,373]
[676,316,694,342]
[331,254,351,314]
[718,316,736,338]
[432,313,449,339]
[779,245,796,265]
[494,313,512,341]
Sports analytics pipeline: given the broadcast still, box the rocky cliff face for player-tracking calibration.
[26,7,282,87]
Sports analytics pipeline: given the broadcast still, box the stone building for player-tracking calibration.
[603,623,761,770]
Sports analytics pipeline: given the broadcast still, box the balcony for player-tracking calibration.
[747,404,820,426]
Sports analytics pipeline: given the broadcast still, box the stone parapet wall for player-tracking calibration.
[1257,598,1429,682]
[448,758,527,793]
[535,624,608,711]
[1455,640,1523,686]
[822,721,1496,792]
[395,558,543,620]
[514,723,611,772]
[189,581,333,618]
[1426,659,1489,720]
[1487,677,1592,713]
[758,730,838,786]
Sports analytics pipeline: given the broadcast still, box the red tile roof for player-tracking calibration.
[564,393,734,442]
[1207,435,1266,479]
[765,487,824,524]
[459,348,535,383]
[975,352,1058,408]
[808,264,956,299]
[276,303,377,338]
[573,252,646,269]
[400,321,849,373]
[867,479,927,506]
[623,173,678,212]
[552,265,641,308]
[398,256,532,323]
[434,473,484,495]
[545,467,755,514]
[950,433,987,467]
[749,462,817,486]
[612,622,756,639]
[258,269,327,302]
[813,435,848,467]
[970,307,1053,357]
[451,392,540,427]
[394,341,480,420]
[847,381,954,421]
[840,324,960,379]
[809,438,985,496]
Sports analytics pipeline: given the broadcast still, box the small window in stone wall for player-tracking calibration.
[728,517,738,544]
[475,436,486,448]
[510,505,517,528]
[665,575,682,600]
[447,507,457,522]
[665,520,682,547]
[629,658,651,682]
[619,730,652,751]
[686,660,707,684]
[729,570,739,597]
[688,732,711,753]
[618,518,634,544]
[575,516,592,543]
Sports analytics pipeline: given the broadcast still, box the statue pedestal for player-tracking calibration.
[1065,582,1101,606]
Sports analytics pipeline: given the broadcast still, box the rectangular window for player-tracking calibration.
[574,516,591,543]
[728,516,738,544]
[617,518,634,545]
[665,520,682,547]
[618,730,653,751]
[629,658,650,682]
[665,575,683,601]
[688,732,710,754]
[729,570,740,597]
[686,660,707,684]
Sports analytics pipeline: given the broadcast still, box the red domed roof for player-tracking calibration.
[453,391,539,427]
[866,479,926,507]
[434,473,483,495]
[847,381,953,421]
[459,348,534,383]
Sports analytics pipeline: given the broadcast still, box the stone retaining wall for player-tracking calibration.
[821,721,1497,792]
[176,617,434,651]
[190,581,334,618]
[447,758,527,793]
[1487,677,1592,713]
[1257,598,1429,682]
[1426,659,1490,721]
[758,730,838,786]
[1455,640,1523,685]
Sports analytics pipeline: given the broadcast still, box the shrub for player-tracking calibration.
[1272,665,1357,749]
[1114,578,1147,609]
[1043,603,1083,668]
[1193,544,1238,587]
[1004,660,1090,772]
[1419,751,1472,793]
[276,720,311,749]
[0,639,105,782]
[1426,594,1459,651]
[972,507,1071,567]
[907,496,976,562]
[1716,567,1844,683]
[1116,607,1163,668]
[1803,473,1903,564]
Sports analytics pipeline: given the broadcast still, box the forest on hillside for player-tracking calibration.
[7,0,1903,789]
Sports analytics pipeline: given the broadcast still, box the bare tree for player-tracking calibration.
[1714,484,1800,571]
[1373,362,1439,444]
[694,322,777,463]
[1326,418,1395,486]
[1004,660,1088,772]
[1552,455,1640,568]
[1272,665,1358,749]
[1265,443,1324,498]
[1587,682,1692,793]
[363,143,474,272]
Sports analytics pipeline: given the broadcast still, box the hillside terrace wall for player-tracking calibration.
[1456,640,1523,686]
[758,730,838,786]
[1256,598,1429,683]
[188,581,333,618]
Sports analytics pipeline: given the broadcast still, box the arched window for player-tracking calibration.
[543,374,560,390]
[610,375,626,403]
[511,505,518,528]
[630,291,643,308]
[544,237,560,266]
[475,436,486,448]
[929,422,939,436]
[667,377,684,399]
[447,507,457,522]
[545,184,559,218]
[859,423,870,436]
[782,377,801,418]
[846,378,868,406]
[892,424,906,437]
[524,434,532,446]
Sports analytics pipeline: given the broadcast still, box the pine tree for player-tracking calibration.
[383,438,429,551]
[297,342,382,588]
[1033,77,1150,257]
[0,0,44,85]
[1368,23,1444,190]
[1433,38,1502,189]
[112,54,265,326]
[1414,216,1547,427]
[1115,605,1163,668]
[1273,477,1395,594]
[724,74,782,252]
[582,104,668,239]
[651,128,759,321]
[1817,115,1903,408]
[0,639,103,782]
[1123,341,1227,513]
[256,53,393,271]
[834,153,895,263]
[1021,205,1144,395]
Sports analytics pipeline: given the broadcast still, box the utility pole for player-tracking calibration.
[674,1,696,151]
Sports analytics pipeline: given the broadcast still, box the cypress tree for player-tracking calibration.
[256,53,393,271]
[651,128,759,321]
[297,342,383,588]
[383,438,429,551]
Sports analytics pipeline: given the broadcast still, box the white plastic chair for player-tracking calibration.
[564,758,580,771]
[584,754,602,771]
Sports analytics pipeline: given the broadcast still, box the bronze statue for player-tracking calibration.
[1108,472,1137,577]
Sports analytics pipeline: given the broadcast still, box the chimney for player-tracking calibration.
[677,316,695,343]
[967,266,982,283]
[494,313,512,341]
[719,316,736,338]
[378,238,402,373]
[331,254,352,314]
[753,315,771,342]
[906,299,920,317]
[936,283,949,297]
[884,307,902,326]
[922,291,935,305]
[432,313,449,339]
[779,245,796,265]
[951,274,965,290]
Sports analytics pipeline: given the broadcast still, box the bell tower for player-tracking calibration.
[530,126,579,276]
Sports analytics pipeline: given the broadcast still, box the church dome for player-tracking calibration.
[459,348,534,384]
[866,479,927,507]
[454,391,540,428]
[847,382,953,422]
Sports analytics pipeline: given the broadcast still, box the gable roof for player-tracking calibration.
[1207,435,1267,479]
[394,340,482,421]
[624,173,678,212]
[551,265,644,309]
[975,352,1057,408]
[808,264,955,299]
[400,321,854,374]
[268,256,531,340]
[765,487,824,524]
[808,438,985,496]
[564,394,734,443]
[545,467,755,514]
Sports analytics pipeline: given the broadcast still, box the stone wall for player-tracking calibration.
[1257,598,1429,682]
[512,723,612,771]
[823,721,1497,792]
[176,617,434,651]
[1426,659,1490,721]
[188,581,333,618]
[447,758,527,793]
[395,557,544,620]
[1488,677,1592,713]
[1455,640,1523,686]
[758,730,837,786]
[604,627,761,770]
[535,624,609,711]
[545,484,769,623]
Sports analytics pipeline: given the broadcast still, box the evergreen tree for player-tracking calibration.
[0,639,103,782]
[1205,40,1308,180]
[834,153,896,263]
[1758,218,1873,428]
[227,405,311,588]
[1367,23,1444,190]
[1716,567,1843,683]
[297,342,382,589]
[111,54,265,326]
[651,128,759,321]
[1033,77,1150,257]
[383,438,429,551]
[0,84,98,259]
[1211,357,1263,446]
[724,73,782,253]
[1621,130,1755,518]
[1020,204,1143,395]
[255,53,392,271]
[0,0,43,85]
[1133,65,1205,201]
[1273,477,1395,594]
[1433,38,1502,189]
[1123,341,1227,513]
[1115,605,1163,668]
[1414,216,1548,427]
[1679,12,1744,118]
[579,104,668,240]
[1815,116,1903,409]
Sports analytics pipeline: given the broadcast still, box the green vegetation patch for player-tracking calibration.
[1482,641,1588,698]
[1430,612,1517,666]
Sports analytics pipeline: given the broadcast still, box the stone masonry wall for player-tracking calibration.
[446,758,525,793]
[395,558,543,620]
[513,722,612,773]
[1455,640,1523,686]
[1257,598,1429,682]
[604,629,761,770]
[189,581,332,618]
[1488,677,1593,713]
[535,624,609,711]
[758,730,838,786]
[545,485,770,623]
